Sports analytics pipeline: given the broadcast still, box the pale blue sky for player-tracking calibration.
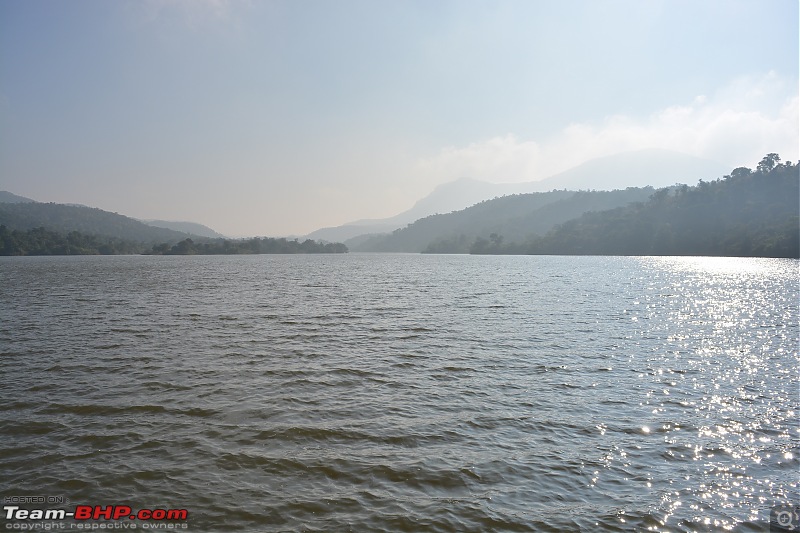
[1,0,797,236]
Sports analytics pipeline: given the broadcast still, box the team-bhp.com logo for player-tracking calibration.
[4,504,188,529]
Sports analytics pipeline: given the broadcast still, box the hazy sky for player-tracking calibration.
[1,0,797,236]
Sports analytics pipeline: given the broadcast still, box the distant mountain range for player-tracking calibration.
[0,191,226,242]
[350,156,798,257]
[351,187,656,253]
[142,220,226,239]
[483,160,799,257]
[6,149,786,258]
[0,202,197,244]
[304,178,533,243]
[0,193,353,255]
[305,149,729,243]
[528,149,729,191]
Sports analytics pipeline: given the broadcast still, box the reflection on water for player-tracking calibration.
[626,257,798,531]
[651,255,792,275]
[0,254,797,531]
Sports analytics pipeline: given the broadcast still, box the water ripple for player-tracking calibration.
[0,254,796,531]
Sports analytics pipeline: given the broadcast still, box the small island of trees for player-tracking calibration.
[147,237,347,255]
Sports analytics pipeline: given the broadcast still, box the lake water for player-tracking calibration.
[1,254,797,531]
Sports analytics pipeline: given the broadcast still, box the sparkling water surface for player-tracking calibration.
[1,254,797,531]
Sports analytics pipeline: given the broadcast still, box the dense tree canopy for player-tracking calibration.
[0,202,191,243]
[147,237,347,255]
[0,226,145,255]
[0,228,347,256]
[3,154,794,258]
[360,187,654,253]
[467,156,798,258]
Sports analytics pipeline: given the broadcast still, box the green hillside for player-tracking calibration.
[355,187,654,253]
[478,155,798,257]
[0,191,36,203]
[0,201,348,256]
[0,202,194,243]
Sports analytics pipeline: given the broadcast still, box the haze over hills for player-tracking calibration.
[305,178,533,243]
[2,153,793,257]
[143,220,227,239]
[0,202,198,244]
[0,190,228,241]
[489,158,799,257]
[351,187,656,253]
[529,149,730,192]
[350,153,797,256]
[0,200,347,255]
[0,191,36,204]
[306,149,730,243]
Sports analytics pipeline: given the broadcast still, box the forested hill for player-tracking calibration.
[0,191,36,203]
[476,155,798,257]
[354,187,655,253]
[0,202,195,243]
[0,201,348,256]
[143,219,226,239]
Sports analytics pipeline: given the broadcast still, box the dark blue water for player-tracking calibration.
[1,254,797,531]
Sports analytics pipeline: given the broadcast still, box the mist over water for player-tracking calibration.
[1,254,797,531]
